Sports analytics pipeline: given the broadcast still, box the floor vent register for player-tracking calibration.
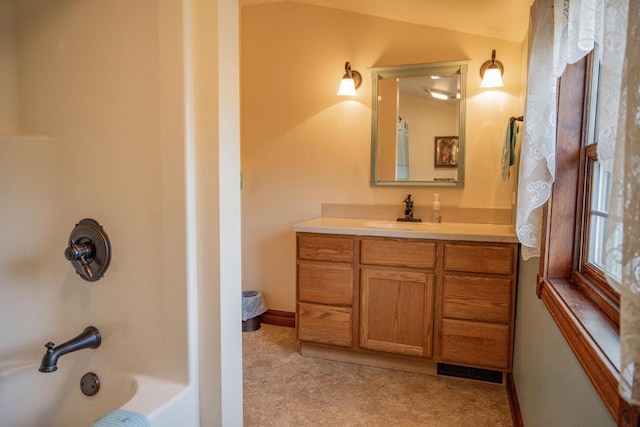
[437,363,503,384]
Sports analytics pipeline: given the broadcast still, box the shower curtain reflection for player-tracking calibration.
[396,117,409,180]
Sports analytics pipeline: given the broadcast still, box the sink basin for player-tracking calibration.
[364,221,443,231]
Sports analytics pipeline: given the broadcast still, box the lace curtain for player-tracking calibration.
[610,0,640,407]
[515,0,556,260]
[516,0,599,260]
[519,0,640,405]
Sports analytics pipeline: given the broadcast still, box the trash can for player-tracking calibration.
[242,290,267,332]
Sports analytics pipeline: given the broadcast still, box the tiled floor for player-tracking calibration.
[243,324,513,426]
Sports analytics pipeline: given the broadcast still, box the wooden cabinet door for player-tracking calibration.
[359,268,434,357]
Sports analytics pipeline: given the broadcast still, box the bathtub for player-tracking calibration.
[0,360,188,427]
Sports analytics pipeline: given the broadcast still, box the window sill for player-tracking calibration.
[537,277,620,420]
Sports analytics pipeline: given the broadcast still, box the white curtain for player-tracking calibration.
[515,0,556,260]
[519,0,640,405]
[609,0,640,407]
[553,0,600,77]
[517,0,608,259]
[597,0,627,173]
[516,0,599,259]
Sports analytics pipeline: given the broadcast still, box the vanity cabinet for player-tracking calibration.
[295,230,518,376]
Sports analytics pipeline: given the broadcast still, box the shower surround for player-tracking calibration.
[0,0,242,425]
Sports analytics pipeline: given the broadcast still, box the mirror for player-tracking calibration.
[370,61,468,187]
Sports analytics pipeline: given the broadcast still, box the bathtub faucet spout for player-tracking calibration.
[39,326,101,373]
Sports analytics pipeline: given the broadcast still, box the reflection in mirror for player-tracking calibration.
[370,61,468,187]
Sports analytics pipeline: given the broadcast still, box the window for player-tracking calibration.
[537,55,624,422]
[582,149,622,302]
[587,158,612,272]
[578,50,621,308]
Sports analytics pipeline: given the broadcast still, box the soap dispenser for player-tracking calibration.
[432,193,442,223]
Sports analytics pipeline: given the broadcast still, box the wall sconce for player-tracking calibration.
[480,49,504,88]
[337,61,362,96]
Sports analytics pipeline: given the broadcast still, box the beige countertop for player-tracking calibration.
[293,217,519,243]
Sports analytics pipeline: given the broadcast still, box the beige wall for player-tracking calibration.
[0,1,18,133]
[241,1,524,311]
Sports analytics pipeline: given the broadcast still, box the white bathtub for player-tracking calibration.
[0,361,188,427]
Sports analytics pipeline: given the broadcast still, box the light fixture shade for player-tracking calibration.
[337,77,357,96]
[480,49,505,88]
[480,66,504,88]
[337,61,362,96]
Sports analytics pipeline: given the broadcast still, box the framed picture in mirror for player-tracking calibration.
[434,136,459,168]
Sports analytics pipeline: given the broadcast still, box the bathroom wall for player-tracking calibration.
[513,259,615,426]
[0,0,200,423]
[0,1,18,133]
[240,1,524,311]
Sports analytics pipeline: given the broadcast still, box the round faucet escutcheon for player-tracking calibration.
[65,219,111,282]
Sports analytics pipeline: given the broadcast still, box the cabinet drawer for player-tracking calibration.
[442,275,512,323]
[298,234,354,263]
[440,319,510,370]
[443,244,514,275]
[297,302,352,347]
[361,239,435,269]
[298,261,353,305]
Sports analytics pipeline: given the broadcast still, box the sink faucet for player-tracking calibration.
[39,326,101,373]
[397,194,422,222]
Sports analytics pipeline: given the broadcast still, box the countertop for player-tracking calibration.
[293,217,519,243]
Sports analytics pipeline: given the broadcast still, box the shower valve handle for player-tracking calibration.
[65,241,95,279]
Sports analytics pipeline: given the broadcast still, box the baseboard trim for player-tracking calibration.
[506,373,524,427]
[262,310,295,328]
